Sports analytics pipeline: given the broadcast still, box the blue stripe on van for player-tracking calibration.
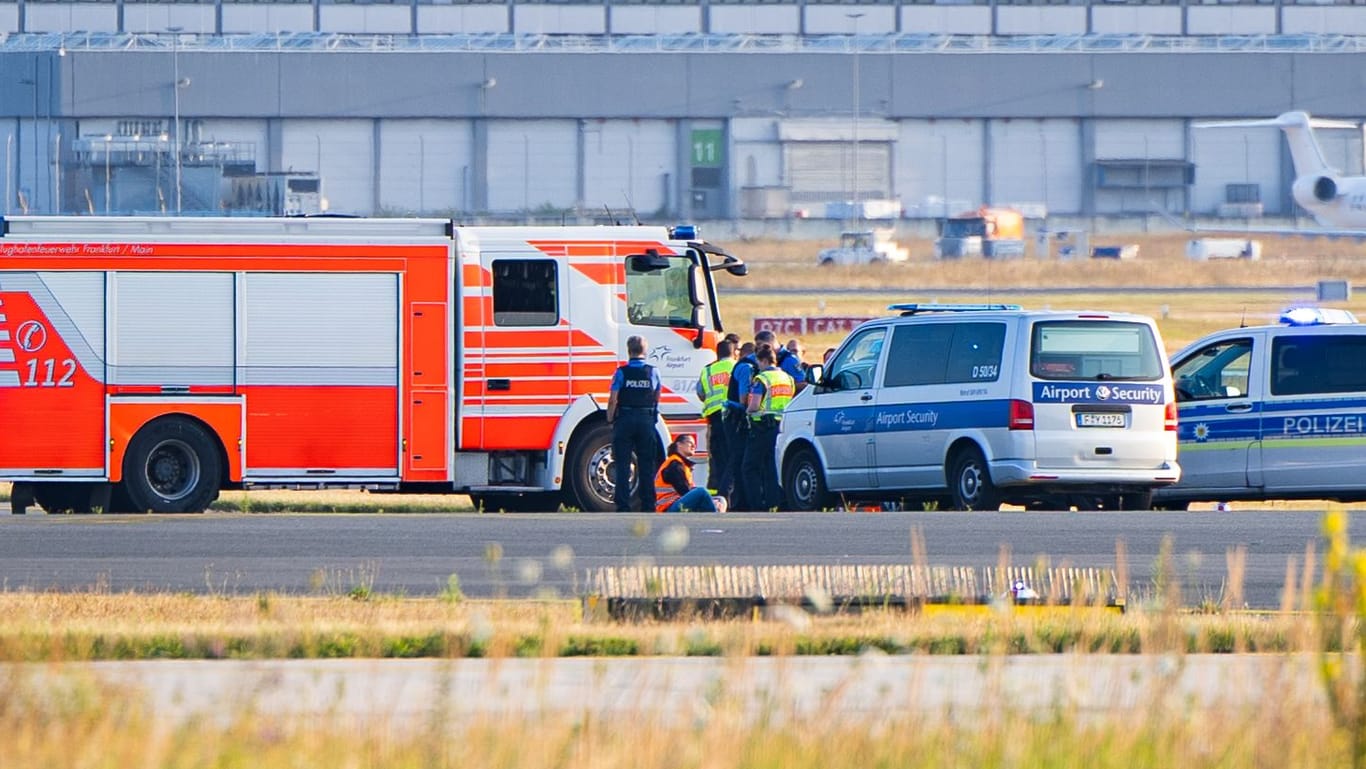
[814,400,1011,437]
[1033,381,1165,405]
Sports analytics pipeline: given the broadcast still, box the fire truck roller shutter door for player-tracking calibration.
[121,416,224,513]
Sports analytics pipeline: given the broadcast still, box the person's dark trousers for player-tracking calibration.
[743,416,782,511]
[722,409,751,511]
[705,411,732,500]
[612,409,658,512]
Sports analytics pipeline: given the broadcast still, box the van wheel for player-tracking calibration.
[783,447,832,512]
[123,417,222,514]
[949,448,1000,511]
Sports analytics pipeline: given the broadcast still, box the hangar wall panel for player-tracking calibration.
[320,6,412,35]
[418,6,510,35]
[486,120,578,213]
[900,7,991,35]
[1091,7,1182,35]
[222,7,316,35]
[582,120,675,215]
[896,119,986,218]
[1095,120,1185,161]
[26,4,118,33]
[989,119,1081,214]
[707,6,800,35]
[379,119,474,215]
[1283,8,1366,35]
[1186,7,1276,35]
[1189,128,1282,215]
[283,119,373,215]
[120,6,215,35]
[733,118,782,190]
[610,7,701,35]
[804,6,896,34]
[995,7,1087,35]
[513,6,606,35]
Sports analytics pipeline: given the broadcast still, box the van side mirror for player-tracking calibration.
[805,364,824,386]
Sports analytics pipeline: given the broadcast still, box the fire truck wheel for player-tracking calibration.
[123,417,223,514]
[566,422,626,513]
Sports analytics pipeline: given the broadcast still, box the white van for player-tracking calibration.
[1153,307,1366,508]
[776,304,1180,511]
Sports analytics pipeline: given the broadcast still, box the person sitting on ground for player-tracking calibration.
[654,434,727,513]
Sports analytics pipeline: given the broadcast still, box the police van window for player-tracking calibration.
[884,324,953,387]
[1272,335,1366,396]
[626,255,696,328]
[1030,321,1163,381]
[825,327,887,389]
[1174,338,1252,401]
[492,260,558,326]
[884,323,1007,387]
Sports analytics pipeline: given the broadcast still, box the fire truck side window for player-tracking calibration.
[492,259,558,326]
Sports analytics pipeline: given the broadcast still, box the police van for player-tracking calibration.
[1153,307,1366,509]
[775,304,1180,511]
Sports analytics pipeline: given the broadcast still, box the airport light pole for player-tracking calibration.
[104,134,111,214]
[168,26,185,214]
[20,66,37,212]
[847,12,863,229]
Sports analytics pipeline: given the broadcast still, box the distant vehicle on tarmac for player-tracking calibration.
[1155,307,1366,509]
[817,230,909,266]
[934,207,1026,259]
[776,304,1180,512]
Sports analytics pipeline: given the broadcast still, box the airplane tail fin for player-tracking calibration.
[1194,111,1357,179]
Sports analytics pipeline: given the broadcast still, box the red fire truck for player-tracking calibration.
[0,216,746,514]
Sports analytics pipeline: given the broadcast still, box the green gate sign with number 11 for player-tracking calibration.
[691,129,723,167]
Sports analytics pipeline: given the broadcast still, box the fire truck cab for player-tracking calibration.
[0,216,745,514]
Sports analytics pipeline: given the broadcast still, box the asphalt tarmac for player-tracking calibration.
[0,509,1355,608]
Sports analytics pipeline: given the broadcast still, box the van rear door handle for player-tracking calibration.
[1225,403,1252,413]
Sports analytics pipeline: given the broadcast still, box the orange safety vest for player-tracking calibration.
[654,454,693,512]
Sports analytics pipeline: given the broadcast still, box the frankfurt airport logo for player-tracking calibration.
[16,320,47,353]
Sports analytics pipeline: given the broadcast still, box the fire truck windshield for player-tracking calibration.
[626,255,699,328]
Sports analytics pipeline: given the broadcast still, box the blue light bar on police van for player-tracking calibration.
[669,225,697,241]
[889,303,1022,315]
[1279,306,1358,326]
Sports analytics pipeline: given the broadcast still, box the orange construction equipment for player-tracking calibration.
[0,216,746,513]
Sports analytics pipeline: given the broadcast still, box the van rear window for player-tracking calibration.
[1030,321,1164,381]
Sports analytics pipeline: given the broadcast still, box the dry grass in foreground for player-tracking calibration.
[0,672,1345,769]
[0,590,1320,662]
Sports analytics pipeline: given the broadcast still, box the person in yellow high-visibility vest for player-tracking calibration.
[695,339,738,504]
[743,344,795,511]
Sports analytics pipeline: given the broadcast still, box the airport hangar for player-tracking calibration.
[0,21,1364,227]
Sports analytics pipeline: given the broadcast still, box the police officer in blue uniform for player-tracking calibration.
[608,335,662,512]
[723,340,759,511]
